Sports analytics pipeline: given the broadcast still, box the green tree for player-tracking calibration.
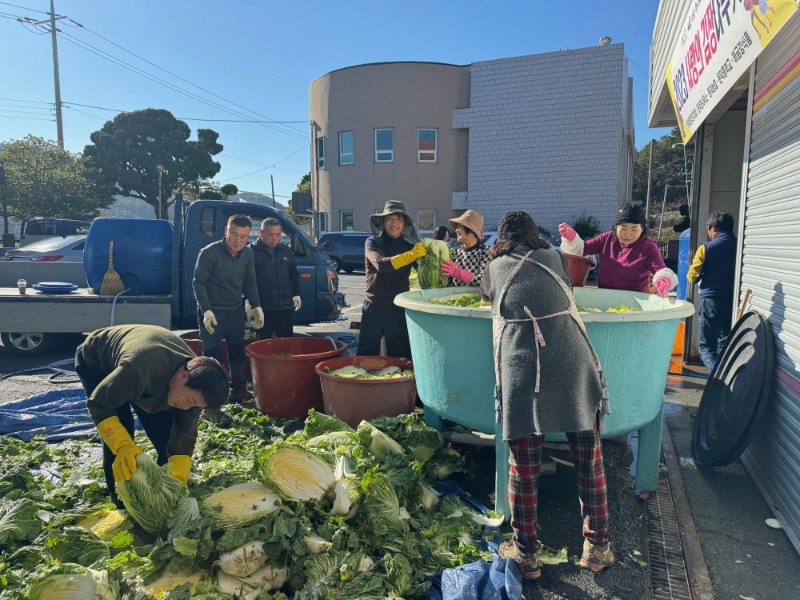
[0,135,107,221]
[285,173,312,225]
[83,109,223,218]
[632,127,695,209]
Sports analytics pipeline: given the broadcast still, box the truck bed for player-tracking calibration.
[0,288,171,333]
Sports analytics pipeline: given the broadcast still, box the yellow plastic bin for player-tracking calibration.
[315,356,417,427]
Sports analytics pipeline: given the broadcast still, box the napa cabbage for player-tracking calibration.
[0,497,42,546]
[44,526,111,567]
[27,564,118,600]
[417,238,451,289]
[200,481,280,528]
[75,505,130,542]
[217,540,268,577]
[115,453,187,534]
[256,442,335,501]
[358,421,404,458]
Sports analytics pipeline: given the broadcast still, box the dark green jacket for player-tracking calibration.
[81,325,200,457]
[193,239,260,313]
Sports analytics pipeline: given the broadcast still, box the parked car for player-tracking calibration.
[317,231,371,273]
[3,235,86,262]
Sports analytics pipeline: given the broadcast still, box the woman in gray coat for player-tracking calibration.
[480,211,614,579]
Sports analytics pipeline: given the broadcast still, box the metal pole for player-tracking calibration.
[270,174,276,208]
[49,0,64,149]
[645,140,653,224]
[157,165,163,220]
[657,184,669,243]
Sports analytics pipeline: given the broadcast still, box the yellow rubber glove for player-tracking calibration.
[97,416,143,482]
[251,306,265,329]
[168,455,192,485]
[203,310,217,334]
[390,242,426,270]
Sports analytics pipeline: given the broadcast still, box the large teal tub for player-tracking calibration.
[395,287,694,516]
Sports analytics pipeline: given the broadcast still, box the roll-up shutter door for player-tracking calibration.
[739,13,800,553]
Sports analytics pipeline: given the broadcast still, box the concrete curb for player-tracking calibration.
[661,421,715,600]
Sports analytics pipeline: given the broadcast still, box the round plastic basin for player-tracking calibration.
[245,337,347,417]
[315,356,417,427]
[179,331,255,381]
[562,253,596,287]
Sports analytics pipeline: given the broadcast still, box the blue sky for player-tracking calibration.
[0,1,671,201]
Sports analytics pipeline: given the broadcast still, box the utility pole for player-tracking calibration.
[645,140,653,224]
[270,174,276,208]
[33,1,66,147]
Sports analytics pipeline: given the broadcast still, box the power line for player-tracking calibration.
[70,0,306,108]
[0,114,54,121]
[64,17,307,139]
[0,1,50,14]
[220,143,309,183]
[0,96,53,105]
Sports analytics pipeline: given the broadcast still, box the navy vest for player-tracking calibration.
[699,230,736,297]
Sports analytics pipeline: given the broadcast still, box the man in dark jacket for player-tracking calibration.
[357,200,426,358]
[687,211,738,372]
[193,214,264,402]
[75,325,229,506]
[250,217,302,339]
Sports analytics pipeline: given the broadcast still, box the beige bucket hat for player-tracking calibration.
[449,210,485,240]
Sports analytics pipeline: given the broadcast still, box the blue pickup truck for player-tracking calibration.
[0,196,344,355]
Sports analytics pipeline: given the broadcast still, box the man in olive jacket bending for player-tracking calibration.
[75,325,229,507]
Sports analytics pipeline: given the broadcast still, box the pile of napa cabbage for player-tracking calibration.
[0,406,503,599]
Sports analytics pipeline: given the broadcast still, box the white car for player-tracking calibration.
[4,235,86,262]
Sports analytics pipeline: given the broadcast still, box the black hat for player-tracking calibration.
[614,203,646,227]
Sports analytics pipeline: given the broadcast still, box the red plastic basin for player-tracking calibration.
[315,356,417,427]
[562,253,596,287]
[179,331,254,381]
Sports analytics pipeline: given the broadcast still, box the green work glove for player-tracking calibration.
[390,243,426,270]
[97,416,143,482]
[168,455,192,485]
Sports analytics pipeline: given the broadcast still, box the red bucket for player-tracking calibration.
[245,337,347,417]
[315,356,417,427]
[179,331,254,381]
[562,253,595,287]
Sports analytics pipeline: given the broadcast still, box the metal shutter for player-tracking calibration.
[739,14,800,553]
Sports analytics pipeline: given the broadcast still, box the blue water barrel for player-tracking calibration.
[84,219,173,295]
[676,228,692,300]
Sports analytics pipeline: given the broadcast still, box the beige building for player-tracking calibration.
[310,45,634,240]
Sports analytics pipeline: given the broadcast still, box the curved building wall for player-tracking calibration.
[310,62,469,236]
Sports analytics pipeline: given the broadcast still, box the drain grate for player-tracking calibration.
[646,475,693,600]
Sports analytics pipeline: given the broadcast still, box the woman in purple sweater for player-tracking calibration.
[558,203,677,297]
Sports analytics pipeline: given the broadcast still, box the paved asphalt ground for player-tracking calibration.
[2,271,799,599]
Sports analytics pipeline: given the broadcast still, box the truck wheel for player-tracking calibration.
[1,332,57,356]
[330,257,343,273]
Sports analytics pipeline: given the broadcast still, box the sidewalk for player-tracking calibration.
[662,373,800,600]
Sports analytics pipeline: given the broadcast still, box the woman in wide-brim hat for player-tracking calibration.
[557,202,678,297]
[357,200,427,358]
[440,209,491,287]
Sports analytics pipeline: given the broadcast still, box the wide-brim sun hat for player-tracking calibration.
[371,200,413,229]
[449,209,485,240]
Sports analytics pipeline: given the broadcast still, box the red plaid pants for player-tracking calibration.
[507,423,609,552]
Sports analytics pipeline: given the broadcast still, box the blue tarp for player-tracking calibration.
[0,388,95,442]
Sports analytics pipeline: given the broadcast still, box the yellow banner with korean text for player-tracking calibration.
[666,0,797,142]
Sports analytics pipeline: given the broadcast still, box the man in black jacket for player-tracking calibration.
[251,217,302,339]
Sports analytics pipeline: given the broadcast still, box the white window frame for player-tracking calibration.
[340,210,354,231]
[417,128,438,163]
[317,211,328,236]
[375,128,394,163]
[316,137,325,169]
[416,209,436,238]
[339,131,354,165]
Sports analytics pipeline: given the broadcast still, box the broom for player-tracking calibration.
[99,240,125,295]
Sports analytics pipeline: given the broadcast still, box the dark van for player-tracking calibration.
[317,231,371,273]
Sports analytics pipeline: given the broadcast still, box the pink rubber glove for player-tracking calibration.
[558,223,577,241]
[441,260,475,284]
[654,276,671,298]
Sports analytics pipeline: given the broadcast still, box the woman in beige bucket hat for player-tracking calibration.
[441,209,491,287]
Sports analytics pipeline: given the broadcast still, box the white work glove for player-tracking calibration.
[202,310,217,334]
[293,296,302,311]
[251,306,265,329]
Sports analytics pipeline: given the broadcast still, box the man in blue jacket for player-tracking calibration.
[250,217,302,339]
[687,211,738,372]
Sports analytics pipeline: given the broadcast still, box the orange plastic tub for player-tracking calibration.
[315,356,417,427]
[245,337,347,417]
[562,253,596,287]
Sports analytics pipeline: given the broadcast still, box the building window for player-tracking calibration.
[417,209,436,238]
[316,137,325,169]
[418,129,437,162]
[375,128,394,162]
[339,131,353,165]
[317,212,328,236]
[340,210,354,231]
